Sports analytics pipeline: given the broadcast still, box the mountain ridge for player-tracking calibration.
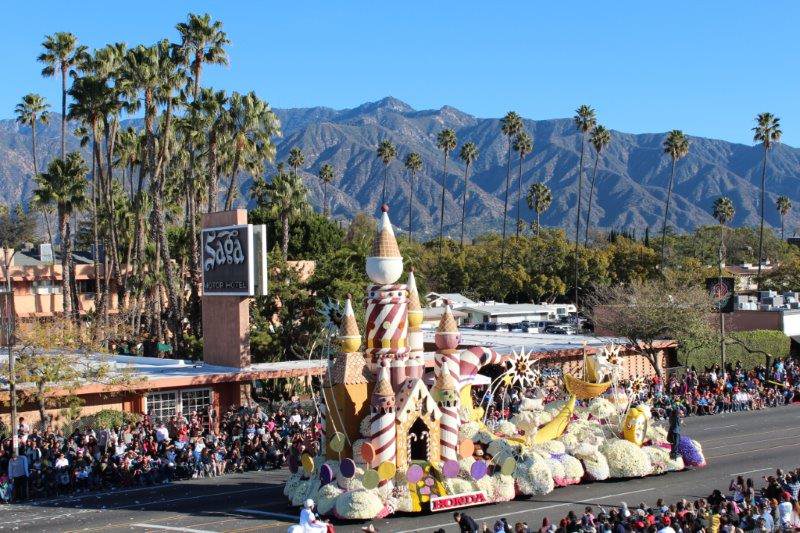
[2,96,799,239]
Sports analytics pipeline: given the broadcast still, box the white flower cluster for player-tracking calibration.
[601,438,653,478]
[587,397,618,420]
[334,489,385,520]
[316,483,343,515]
[514,455,555,495]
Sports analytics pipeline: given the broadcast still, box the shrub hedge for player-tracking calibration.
[678,329,791,370]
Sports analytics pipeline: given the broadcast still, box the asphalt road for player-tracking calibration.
[3,404,799,533]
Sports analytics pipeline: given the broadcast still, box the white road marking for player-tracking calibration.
[729,467,773,476]
[702,424,736,431]
[133,524,216,533]
[235,508,297,521]
[394,488,656,533]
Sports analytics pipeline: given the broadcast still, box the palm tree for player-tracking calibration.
[404,152,422,242]
[436,129,457,250]
[288,147,305,178]
[753,113,782,287]
[512,131,533,238]
[33,153,88,318]
[176,12,230,99]
[458,142,479,246]
[14,94,50,179]
[196,88,229,212]
[266,168,309,260]
[572,105,597,307]
[526,182,552,237]
[712,195,735,368]
[224,91,280,210]
[318,163,335,216]
[584,125,611,245]
[38,32,87,159]
[776,195,792,241]
[660,129,690,271]
[500,111,523,264]
[376,140,396,205]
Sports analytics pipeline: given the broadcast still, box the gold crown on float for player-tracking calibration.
[371,205,401,258]
[436,305,458,333]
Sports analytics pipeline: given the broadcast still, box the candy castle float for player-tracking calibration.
[283,206,706,520]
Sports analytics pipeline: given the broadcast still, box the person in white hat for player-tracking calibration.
[292,499,328,532]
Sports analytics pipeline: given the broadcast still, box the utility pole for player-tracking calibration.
[1,248,17,457]
[718,234,726,372]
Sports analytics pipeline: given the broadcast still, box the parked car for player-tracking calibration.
[472,322,499,331]
[544,325,575,335]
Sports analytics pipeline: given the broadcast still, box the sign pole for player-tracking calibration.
[1,249,17,457]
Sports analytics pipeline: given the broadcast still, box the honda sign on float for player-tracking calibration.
[202,224,254,296]
[429,491,488,512]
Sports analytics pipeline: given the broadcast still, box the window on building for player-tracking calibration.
[181,388,212,416]
[32,280,62,295]
[146,391,178,423]
[145,388,213,426]
[76,280,96,294]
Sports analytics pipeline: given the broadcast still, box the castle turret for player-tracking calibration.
[437,365,460,462]
[405,269,425,381]
[364,205,409,392]
[369,362,397,467]
[434,305,461,382]
[338,295,361,353]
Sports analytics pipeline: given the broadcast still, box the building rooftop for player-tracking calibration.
[423,329,627,355]
[459,303,555,316]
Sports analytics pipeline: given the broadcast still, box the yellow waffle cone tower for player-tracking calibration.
[338,295,361,353]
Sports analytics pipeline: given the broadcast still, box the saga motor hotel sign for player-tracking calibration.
[201,224,267,296]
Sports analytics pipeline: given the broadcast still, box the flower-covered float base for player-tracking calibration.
[284,397,705,520]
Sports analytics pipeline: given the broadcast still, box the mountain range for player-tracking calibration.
[2,96,799,239]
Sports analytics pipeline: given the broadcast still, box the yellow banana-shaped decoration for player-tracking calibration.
[532,395,576,443]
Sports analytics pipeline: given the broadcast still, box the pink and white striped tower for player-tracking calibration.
[437,363,460,462]
[369,362,397,467]
[364,205,409,390]
[405,269,425,381]
[434,306,461,382]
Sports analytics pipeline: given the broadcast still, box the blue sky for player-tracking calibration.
[3,1,799,145]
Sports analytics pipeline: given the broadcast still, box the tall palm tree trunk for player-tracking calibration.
[660,158,677,271]
[438,152,448,254]
[60,65,67,159]
[536,210,541,237]
[501,143,512,267]
[574,137,586,308]
[584,153,600,245]
[323,181,329,217]
[460,164,470,246]
[756,146,768,288]
[58,212,72,316]
[281,212,289,261]
[408,171,415,243]
[515,156,523,237]
[381,165,388,206]
[31,122,38,177]
[224,147,242,210]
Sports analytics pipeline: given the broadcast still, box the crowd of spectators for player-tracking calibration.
[0,403,320,503]
[479,358,800,422]
[448,467,800,532]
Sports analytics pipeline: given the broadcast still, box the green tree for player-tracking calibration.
[223,91,280,210]
[584,124,611,245]
[436,128,457,251]
[458,142,479,246]
[176,12,230,99]
[512,131,533,238]
[38,32,87,159]
[752,113,781,288]
[776,195,791,241]
[14,93,50,179]
[33,153,89,318]
[500,111,523,265]
[526,182,552,237]
[404,152,422,242]
[318,163,335,216]
[288,147,305,178]
[660,129,690,270]
[572,105,597,307]
[376,140,396,205]
[588,279,713,376]
[264,168,309,260]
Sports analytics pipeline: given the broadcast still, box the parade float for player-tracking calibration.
[283,205,706,520]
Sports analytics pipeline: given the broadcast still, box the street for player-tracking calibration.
[3,404,799,533]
